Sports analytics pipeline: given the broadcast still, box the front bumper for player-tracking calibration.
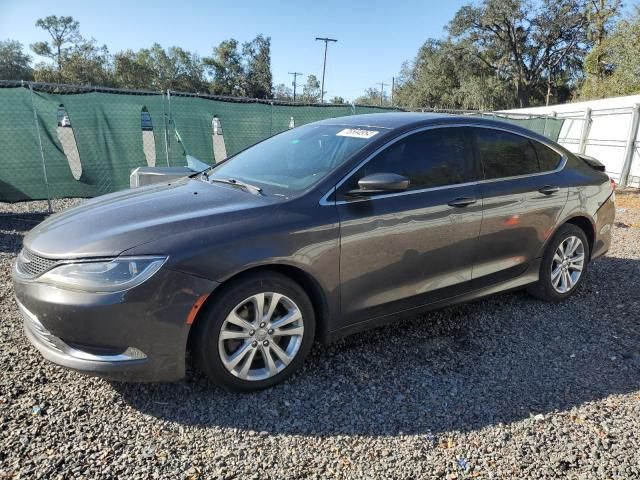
[13,266,218,382]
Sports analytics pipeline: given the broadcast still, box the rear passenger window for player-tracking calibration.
[346,127,471,192]
[474,129,539,179]
[532,141,562,171]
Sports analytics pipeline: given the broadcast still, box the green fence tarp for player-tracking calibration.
[0,85,565,202]
[0,87,48,201]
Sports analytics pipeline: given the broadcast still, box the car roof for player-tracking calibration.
[315,112,551,143]
[315,112,447,129]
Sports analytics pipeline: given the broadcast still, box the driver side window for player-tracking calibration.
[341,127,471,194]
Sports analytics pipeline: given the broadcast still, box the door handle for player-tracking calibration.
[538,185,560,195]
[447,197,477,208]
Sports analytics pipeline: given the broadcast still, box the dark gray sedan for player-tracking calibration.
[13,113,615,391]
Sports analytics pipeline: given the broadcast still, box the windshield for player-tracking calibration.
[207,124,382,196]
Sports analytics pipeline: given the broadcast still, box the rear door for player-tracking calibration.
[471,127,569,282]
[336,126,483,324]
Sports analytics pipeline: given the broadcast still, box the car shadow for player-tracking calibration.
[0,213,48,253]
[113,255,640,436]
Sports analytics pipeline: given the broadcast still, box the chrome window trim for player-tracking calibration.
[319,123,567,206]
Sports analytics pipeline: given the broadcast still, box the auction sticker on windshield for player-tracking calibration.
[336,128,379,139]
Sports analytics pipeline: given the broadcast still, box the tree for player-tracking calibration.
[329,96,346,104]
[242,34,272,98]
[580,10,640,98]
[113,49,155,89]
[579,0,623,96]
[204,39,245,96]
[0,40,33,80]
[394,39,514,109]
[205,35,273,98]
[162,46,207,92]
[30,15,113,86]
[31,15,82,80]
[57,40,111,85]
[273,83,293,101]
[448,0,589,107]
[301,74,321,103]
[355,87,390,106]
[585,0,622,80]
[32,38,112,85]
[534,0,589,105]
[119,44,207,92]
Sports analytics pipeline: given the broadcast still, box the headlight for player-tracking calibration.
[39,256,166,293]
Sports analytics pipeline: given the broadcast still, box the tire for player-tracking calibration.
[527,223,590,302]
[192,271,315,391]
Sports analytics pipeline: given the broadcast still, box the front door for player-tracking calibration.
[335,126,482,324]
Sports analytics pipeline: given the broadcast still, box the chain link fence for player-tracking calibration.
[0,80,568,206]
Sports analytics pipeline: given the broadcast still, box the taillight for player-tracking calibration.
[610,178,617,190]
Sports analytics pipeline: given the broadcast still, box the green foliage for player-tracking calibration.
[355,87,391,106]
[34,39,112,86]
[31,15,82,79]
[204,39,245,96]
[112,49,155,90]
[448,0,588,107]
[0,40,33,80]
[204,35,273,98]
[584,0,622,79]
[394,39,515,110]
[132,44,207,92]
[242,35,273,98]
[301,75,321,103]
[273,83,293,101]
[580,9,640,98]
[392,0,598,109]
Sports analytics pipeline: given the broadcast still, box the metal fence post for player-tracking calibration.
[166,89,172,166]
[162,90,170,166]
[578,107,592,155]
[270,102,274,135]
[28,83,53,213]
[620,103,640,188]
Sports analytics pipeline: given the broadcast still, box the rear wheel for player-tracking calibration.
[527,224,589,301]
[193,272,315,391]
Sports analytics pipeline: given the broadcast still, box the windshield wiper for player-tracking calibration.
[208,176,263,195]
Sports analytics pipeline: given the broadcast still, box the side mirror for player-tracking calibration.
[347,173,409,197]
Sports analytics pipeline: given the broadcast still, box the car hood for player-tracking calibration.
[24,178,278,259]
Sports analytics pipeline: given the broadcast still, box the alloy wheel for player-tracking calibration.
[551,235,585,294]
[218,292,304,381]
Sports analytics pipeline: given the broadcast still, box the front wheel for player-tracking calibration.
[193,272,315,391]
[527,224,590,302]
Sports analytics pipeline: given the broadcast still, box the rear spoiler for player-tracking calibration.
[576,153,606,172]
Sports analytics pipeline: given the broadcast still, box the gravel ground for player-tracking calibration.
[1,194,639,479]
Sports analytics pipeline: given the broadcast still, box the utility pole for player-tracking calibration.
[288,71,303,103]
[378,81,389,106]
[391,77,395,106]
[315,37,337,103]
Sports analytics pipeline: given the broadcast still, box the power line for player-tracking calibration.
[315,37,337,103]
[288,71,303,103]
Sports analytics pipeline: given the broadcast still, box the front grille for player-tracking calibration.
[16,248,59,279]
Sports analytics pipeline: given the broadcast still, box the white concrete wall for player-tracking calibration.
[501,95,640,187]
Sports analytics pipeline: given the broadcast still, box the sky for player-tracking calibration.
[0,0,471,101]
